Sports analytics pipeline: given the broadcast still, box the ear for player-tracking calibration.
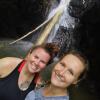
[72,80,79,85]
[73,81,77,85]
[72,78,81,85]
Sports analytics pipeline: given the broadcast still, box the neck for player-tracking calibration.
[18,64,34,91]
[22,64,33,77]
[43,84,68,97]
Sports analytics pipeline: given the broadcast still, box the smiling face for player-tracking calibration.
[26,48,51,73]
[51,54,85,88]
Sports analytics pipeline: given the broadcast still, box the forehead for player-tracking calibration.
[31,48,50,60]
[61,54,84,74]
[32,48,49,55]
[33,47,45,53]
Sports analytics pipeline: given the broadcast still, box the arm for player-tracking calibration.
[0,57,22,78]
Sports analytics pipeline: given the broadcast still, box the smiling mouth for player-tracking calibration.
[32,65,39,72]
[55,71,63,82]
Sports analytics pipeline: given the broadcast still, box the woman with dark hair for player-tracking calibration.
[0,43,59,100]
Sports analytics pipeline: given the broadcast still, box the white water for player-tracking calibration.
[9,0,77,45]
[47,0,77,42]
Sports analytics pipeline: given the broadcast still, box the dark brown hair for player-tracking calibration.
[29,43,60,64]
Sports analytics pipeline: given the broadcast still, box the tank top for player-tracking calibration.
[0,60,36,100]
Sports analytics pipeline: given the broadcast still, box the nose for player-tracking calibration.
[35,59,40,65]
[59,69,66,77]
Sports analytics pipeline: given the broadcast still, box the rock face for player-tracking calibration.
[0,0,51,39]
[77,2,100,97]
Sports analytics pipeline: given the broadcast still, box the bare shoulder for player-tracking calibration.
[0,57,23,78]
[0,57,23,69]
[0,57,22,67]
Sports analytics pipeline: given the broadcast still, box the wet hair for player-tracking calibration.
[29,43,60,64]
[60,49,89,82]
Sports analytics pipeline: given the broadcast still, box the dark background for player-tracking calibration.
[0,0,100,99]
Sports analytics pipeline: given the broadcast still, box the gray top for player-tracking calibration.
[25,88,69,100]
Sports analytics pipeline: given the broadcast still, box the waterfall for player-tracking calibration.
[9,0,78,50]
[42,0,79,56]
[47,0,76,42]
[35,0,79,48]
[9,0,94,56]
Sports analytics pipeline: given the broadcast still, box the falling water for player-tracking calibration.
[47,0,76,42]
[44,0,80,56]
[9,0,78,52]
[8,0,91,57]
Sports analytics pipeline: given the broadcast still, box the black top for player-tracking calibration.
[0,61,36,100]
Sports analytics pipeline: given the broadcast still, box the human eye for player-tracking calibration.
[41,60,46,64]
[60,62,65,67]
[34,55,39,59]
[68,69,74,76]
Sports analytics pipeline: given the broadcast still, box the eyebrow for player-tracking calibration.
[60,61,66,66]
[62,61,74,75]
[40,60,47,64]
[34,55,39,58]
[35,55,47,64]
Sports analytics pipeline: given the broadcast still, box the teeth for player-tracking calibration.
[56,75,61,81]
[32,65,39,70]
[55,71,62,81]
[31,62,38,69]
[32,67,38,72]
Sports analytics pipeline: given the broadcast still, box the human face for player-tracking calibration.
[51,54,84,88]
[26,48,51,73]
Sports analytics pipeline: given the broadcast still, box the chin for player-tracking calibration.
[51,79,60,87]
[28,67,35,73]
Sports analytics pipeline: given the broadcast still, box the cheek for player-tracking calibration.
[64,74,74,83]
[30,55,35,61]
[51,71,55,80]
[53,64,61,70]
[39,63,46,69]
